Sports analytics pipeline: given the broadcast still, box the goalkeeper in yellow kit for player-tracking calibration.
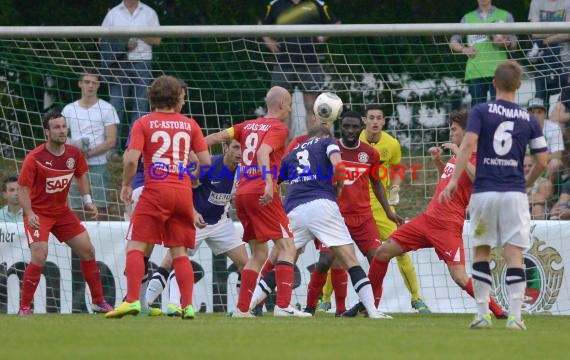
[347,103,430,314]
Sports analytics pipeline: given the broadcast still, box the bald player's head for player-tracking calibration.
[265,86,292,121]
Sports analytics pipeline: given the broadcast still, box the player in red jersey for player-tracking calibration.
[105,75,211,319]
[17,110,112,316]
[255,93,336,309]
[367,111,506,318]
[206,86,309,317]
[304,111,403,316]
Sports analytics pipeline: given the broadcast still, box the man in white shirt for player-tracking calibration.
[101,0,161,137]
[62,69,119,219]
[527,98,565,181]
[528,0,570,108]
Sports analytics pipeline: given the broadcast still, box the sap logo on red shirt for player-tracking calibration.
[46,173,74,193]
[340,163,370,185]
[441,163,455,179]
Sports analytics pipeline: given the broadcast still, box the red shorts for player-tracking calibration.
[390,213,465,265]
[344,215,381,256]
[236,193,292,242]
[23,208,85,245]
[314,239,332,253]
[128,185,196,248]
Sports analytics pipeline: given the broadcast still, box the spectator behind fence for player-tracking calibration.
[528,0,570,109]
[260,0,340,138]
[549,180,570,219]
[0,176,23,223]
[524,154,554,220]
[100,0,160,146]
[527,98,565,182]
[550,86,570,181]
[62,69,119,220]
[449,0,517,106]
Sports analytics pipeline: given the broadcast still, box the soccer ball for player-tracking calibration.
[313,92,343,124]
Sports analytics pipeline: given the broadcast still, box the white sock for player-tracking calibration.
[506,267,526,321]
[249,281,270,309]
[357,283,377,315]
[168,271,181,307]
[145,267,169,307]
[472,262,492,318]
[347,266,377,316]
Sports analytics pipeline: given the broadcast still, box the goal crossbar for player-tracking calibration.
[0,22,569,39]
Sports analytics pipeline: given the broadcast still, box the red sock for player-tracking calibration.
[331,268,348,313]
[260,260,275,278]
[20,262,43,309]
[125,250,145,303]
[237,269,258,312]
[368,258,389,307]
[306,270,328,308]
[275,262,294,308]
[172,256,194,308]
[464,278,505,317]
[80,259,104,303]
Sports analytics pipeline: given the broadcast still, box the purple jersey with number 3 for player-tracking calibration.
[466,99,547,193]
[281,137,340,213]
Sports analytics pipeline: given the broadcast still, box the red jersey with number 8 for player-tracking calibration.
[128,112,208,188]
[232,118,289,195]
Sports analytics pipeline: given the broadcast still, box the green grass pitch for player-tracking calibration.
[1,313,568,359]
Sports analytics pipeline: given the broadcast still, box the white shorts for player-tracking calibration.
[189,217,244,256]
[123,186,144,221]
[468,191,531,250]
[132,186,144,209]
[287,199,353,250]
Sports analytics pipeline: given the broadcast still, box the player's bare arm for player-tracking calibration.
[257,143,274,206]
[205,129,231,146]
[329,152,345,197]
[526,151,548,188]
[428,146,445,175]
[194,209,207,229]
[75,173,98,220]
[370,175,404,225]
[442,142,476,182]
[121,149,142,204]
[188,151,201,187]
[439,132,478,203]
[18,185,39,229]
[195,150,212,167]
[389,160,403,206]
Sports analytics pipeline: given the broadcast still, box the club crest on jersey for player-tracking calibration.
[46,173,74,194]
[357,152,369,163]
[66,158,75,169]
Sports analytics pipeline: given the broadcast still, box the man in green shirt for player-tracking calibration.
[449,0,517,106]
[0,176,23,223]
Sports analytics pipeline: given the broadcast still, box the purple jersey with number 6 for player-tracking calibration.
[466,99,547,193]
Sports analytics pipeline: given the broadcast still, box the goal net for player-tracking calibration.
[1,23,569,315]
